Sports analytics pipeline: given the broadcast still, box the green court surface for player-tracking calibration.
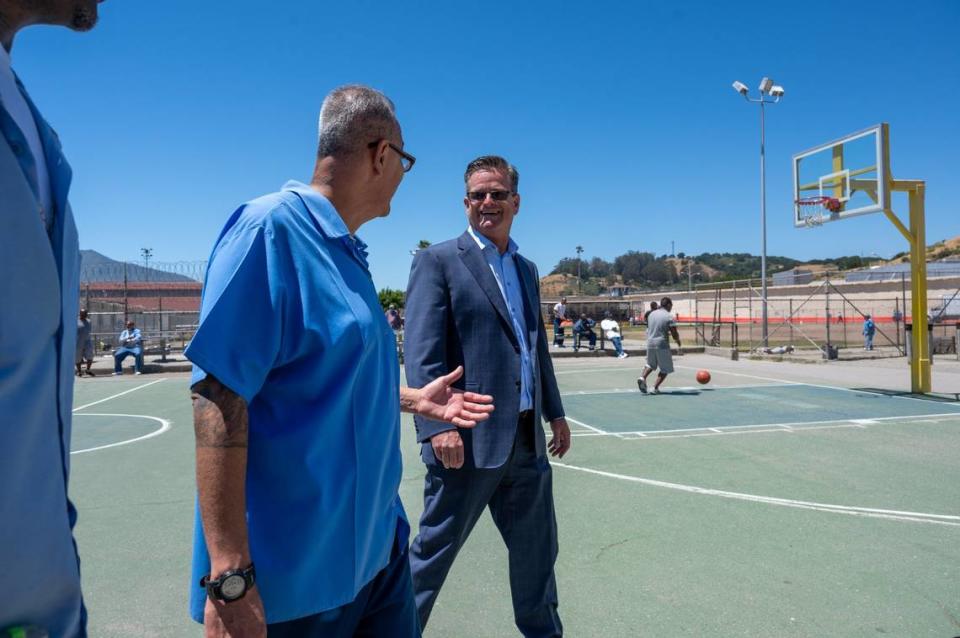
[562,383,960,436]
[68,356,960,637]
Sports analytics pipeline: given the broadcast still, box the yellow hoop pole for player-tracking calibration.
[908,183,931,393]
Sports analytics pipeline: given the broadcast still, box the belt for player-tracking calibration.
[518,410,534,422]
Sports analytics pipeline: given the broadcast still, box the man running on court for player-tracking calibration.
[638,296,682,395]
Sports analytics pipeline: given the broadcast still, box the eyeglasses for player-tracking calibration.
[368,140,416,173]
[466,190,515,202]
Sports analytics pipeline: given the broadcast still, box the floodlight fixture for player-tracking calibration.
[732,75,786,347]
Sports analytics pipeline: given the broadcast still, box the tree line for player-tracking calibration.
[549,251,878,289]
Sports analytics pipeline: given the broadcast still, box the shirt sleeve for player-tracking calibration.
[186,219,284,403]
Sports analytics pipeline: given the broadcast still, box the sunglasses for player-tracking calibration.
[466,190,515,202]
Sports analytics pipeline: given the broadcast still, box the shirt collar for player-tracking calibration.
[466,225,518,257]
[283,180,350,238]
[282,180,370,269]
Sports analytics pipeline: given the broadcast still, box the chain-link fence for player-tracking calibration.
[684,272,960,357]
[541,271,960,359]
[80,260,206,353]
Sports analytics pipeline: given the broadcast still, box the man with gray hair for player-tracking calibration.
[186,85,493,636]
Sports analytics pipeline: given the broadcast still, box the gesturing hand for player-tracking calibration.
[416,366,494,428]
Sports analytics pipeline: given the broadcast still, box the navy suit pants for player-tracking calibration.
[410,412,562,637]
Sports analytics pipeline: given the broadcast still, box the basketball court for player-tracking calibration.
[68,353,960,637]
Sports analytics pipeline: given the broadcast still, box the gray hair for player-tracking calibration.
[464,155,520,192]
[317,85,399,158]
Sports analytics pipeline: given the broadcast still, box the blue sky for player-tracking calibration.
[12,0,960,290]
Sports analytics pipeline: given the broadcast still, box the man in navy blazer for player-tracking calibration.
[404,155,570,637]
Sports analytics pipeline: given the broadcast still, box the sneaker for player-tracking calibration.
[135,371,143,375]
[113,372,122,376]
[637,379,647,394]
[618,352,628,359]
[651,388,661,395]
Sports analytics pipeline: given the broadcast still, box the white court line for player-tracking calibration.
[73,379,166,412]
[673,364,960,409]
[567,412,960,439]
[565,416,622,438]
[70,413,171,454]
[560,383,798,398]
[555,366,636,375]
[553,462,960,527]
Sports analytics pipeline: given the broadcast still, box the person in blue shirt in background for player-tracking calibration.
[113,319,144,375]
[0,1,103,636]
[863,314,876,350]
[573,314,597,351]
[186,85,494,637]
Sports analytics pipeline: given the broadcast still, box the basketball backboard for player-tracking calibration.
[792,123,890,227]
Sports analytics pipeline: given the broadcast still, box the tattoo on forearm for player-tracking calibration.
[191,377,249,449]
[399,390,419,414]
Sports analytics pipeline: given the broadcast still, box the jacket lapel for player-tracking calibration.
[18,77,72,233]
[457,232,518,346]
[15,75,72,276]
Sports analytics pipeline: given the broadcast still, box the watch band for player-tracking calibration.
[200,563,256,602]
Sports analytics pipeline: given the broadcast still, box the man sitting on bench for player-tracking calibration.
[113,320,144,375]
[573,315,597,351]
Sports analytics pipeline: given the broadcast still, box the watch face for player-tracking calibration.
[220,574,247,600]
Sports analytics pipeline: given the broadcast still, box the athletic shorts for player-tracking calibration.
[76,340,93,363]
[646,345,673,374]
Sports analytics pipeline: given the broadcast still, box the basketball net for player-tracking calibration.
[796,196,842,227]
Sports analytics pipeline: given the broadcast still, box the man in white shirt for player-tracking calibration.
[600,312,627,359]
[552,296,568,347]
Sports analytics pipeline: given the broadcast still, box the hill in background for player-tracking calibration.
[80,250,198,283]
[544,234,960,297]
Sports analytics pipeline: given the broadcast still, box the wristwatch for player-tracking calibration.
[200,563,256,602]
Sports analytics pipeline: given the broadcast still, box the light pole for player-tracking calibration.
[140,247,153,271]
[575,245,584,294]
[732,78,784,347]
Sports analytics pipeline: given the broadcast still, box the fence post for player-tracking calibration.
[894,297,902,353]
[789,298,794,345]
[842,300,848,348]
[825,274,832,358]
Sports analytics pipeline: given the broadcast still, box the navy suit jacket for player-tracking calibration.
[404,231,565,469]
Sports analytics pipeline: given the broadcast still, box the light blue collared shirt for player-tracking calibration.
[186,181,407,623]
[466,225,534,412]
[1,69,85,637]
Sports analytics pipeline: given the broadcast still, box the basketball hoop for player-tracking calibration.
[796,196,841,227]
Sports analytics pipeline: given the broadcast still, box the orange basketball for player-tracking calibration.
[696,370,711,384]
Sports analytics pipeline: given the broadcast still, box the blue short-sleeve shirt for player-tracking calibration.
[186,181,407,624]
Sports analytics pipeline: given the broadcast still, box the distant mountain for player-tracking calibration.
[80,250,198,283]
